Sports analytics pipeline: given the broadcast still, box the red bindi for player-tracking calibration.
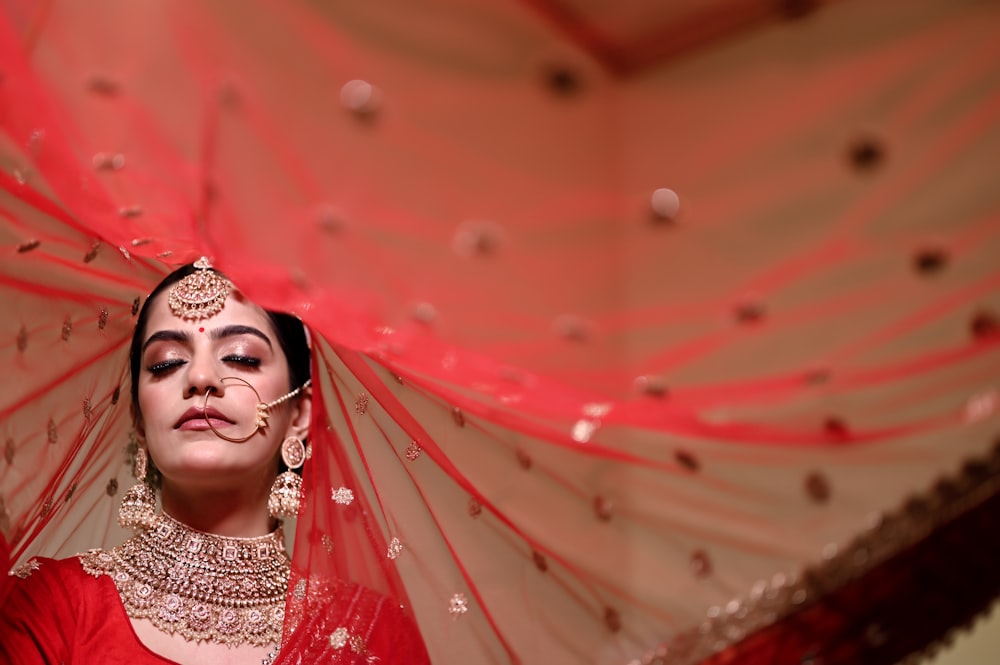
[198,327,205,333]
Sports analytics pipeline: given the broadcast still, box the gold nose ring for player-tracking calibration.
[202,377,311,443]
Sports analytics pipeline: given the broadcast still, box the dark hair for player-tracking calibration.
[129,264,311,415]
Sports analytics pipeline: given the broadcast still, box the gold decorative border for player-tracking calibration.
[628,441,1000,665]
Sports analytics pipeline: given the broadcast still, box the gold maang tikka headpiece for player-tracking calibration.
[168,257,232,320]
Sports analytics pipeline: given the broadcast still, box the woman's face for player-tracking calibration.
[136,289,307,489]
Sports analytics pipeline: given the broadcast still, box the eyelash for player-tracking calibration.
[147,359,185,375]
[145,355,261,375]
[222,354,261,368]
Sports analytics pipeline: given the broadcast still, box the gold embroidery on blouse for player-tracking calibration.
[9,557,41,579]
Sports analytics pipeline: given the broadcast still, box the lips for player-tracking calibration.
[174,406,235,431]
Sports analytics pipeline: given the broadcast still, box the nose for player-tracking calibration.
[184,351,224,398]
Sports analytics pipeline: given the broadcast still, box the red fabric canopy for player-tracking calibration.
[1,0,999,662]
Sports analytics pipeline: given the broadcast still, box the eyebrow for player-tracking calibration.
[142,325,273,353]
[142,329,190,353]
[212,325,273,349]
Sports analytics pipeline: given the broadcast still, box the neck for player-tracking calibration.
[160,481,277,537]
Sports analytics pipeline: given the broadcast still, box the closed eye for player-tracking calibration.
[147,359,186,375]
[222,354,261,368]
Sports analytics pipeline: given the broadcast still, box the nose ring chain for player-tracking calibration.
[202,377,311,443]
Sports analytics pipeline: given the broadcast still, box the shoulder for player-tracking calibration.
[4,550,126,623]
[0,554,107,664]
[3,552,116,621]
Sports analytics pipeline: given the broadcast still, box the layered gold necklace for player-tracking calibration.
[81,511,290,647]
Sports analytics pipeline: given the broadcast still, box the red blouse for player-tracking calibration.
[0,556,429,665]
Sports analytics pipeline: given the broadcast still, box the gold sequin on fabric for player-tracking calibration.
[10,557,41,579]
[119,205,143,219]
[327,626,368,655]
[293,578,307,600]
[604,607,622,633]
[79,511,289,647]
[86,73,120,95]
[532,551,548,572]
[329,627,349,648]
[16,239,40,253]
[331,487,355,505]
[27,129,44,155]
[449,593,469,617]
[965,390,999,423]
[386,537,404,560]
[405,441,422,461]
[91,153,125,171]
[349,634,367,655]
[594,495,614,521]
[805,471,831,503]
[572,419,598,443]
[83,242,101,263]
[689,549,712,579]
[355,393,369,415]
[674,450,701,473]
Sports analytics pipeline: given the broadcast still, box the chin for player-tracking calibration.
[158,449,240,475]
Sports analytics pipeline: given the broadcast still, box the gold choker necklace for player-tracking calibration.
[81,511,290,647]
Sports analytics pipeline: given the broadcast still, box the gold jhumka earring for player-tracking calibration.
[118,446,157,530]
[269,436,307,518]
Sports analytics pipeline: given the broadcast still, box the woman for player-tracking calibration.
[0,259,429,664]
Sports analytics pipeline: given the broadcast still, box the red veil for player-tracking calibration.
[2,0,1000,663]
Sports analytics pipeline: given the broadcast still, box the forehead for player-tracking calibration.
[143,289,279,341]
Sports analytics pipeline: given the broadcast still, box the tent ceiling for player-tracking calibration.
[523,0,838,72]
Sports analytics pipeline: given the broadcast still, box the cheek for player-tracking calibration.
[136,382,166,427]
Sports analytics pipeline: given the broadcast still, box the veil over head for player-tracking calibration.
[3,0,1000,663]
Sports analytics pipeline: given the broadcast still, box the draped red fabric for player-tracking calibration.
[0,533,10,600]
[1,0,1000,663]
